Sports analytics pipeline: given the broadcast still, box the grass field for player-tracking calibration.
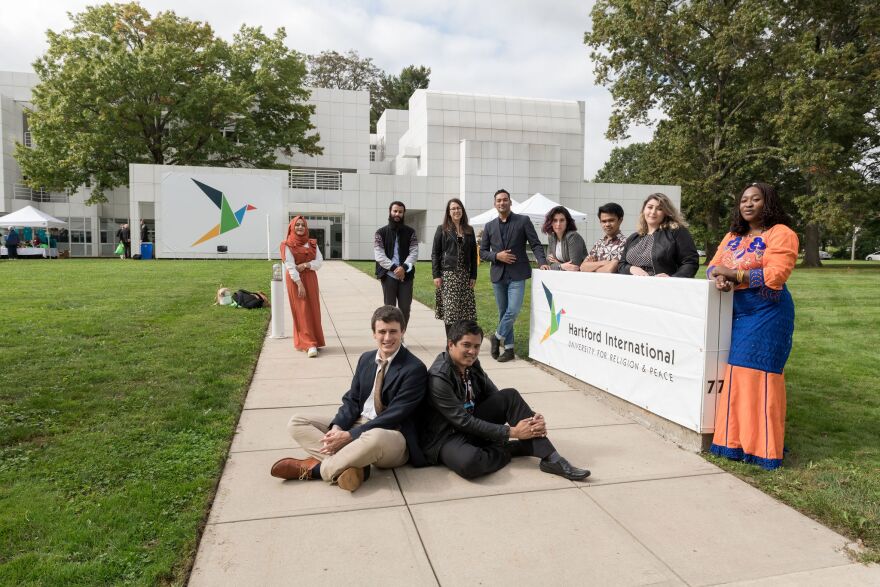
[348,259,880,562]
[1,257,877,584]
[0,259,273,584]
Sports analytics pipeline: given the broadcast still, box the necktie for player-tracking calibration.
[373,359,388,415]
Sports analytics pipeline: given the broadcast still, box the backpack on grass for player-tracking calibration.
[232,289,269,309]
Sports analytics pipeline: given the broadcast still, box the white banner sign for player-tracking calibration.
[158,171,285,258]
[529,271,731,433]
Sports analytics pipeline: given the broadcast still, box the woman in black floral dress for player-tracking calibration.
[432,198,478,335]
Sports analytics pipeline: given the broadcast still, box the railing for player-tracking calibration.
[288,169,342,190]
[13,183,69,203]
[23,131,32,147]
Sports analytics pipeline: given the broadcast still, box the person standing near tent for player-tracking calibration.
[5,228,19,259]
[281,216,325,358]
[432,198,478,336]
[120,224,131,258]
[480,189,549,362]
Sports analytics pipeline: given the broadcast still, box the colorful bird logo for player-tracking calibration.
[541,282,566,342]
[191,179,257,246]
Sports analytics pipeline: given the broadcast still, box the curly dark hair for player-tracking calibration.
[730,182,791,236]
[542,205,577,235]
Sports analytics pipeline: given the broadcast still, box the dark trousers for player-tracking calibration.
[123,241,131,258]
[438,388,555,480]
[381,275,413,327]
[7,244,17,259]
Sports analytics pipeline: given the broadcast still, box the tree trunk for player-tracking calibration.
[802,223,822,267]
[704,211,720,265]
[851,226,860,261]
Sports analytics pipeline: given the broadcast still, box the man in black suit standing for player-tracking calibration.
[374,201,418,328]
[479,189,548,362]
[271,305,427,492]
[420,320,590,480]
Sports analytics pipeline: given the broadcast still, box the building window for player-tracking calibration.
[23,114,32,147]
[289,169,342,190]
[369,144,377,161]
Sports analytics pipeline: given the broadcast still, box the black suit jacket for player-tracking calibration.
[330,346,429,466]
[479,212,547,282]
[617,227,699,278]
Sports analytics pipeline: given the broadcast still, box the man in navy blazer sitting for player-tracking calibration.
[479,189,548,362]
[271,305,427,492]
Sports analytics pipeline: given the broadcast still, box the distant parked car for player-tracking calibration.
[819,250,832,260]
[697,249,706,257]
[866,251,880,261]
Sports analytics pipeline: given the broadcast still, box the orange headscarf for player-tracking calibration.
[280,216,317,263]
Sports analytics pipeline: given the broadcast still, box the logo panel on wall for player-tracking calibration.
[540,282,566,343]
[190,179,257,246]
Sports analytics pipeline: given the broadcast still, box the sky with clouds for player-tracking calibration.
[0,0,655,178]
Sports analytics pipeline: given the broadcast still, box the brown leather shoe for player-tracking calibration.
[336,466,367,492]
[270,457,319,480]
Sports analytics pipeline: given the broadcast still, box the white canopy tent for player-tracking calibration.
[0,205,67,229]
[0,205,67,258]
[469,193,588,226]
[468,198,521,226]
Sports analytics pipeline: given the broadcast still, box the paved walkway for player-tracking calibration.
[190,261,877,586]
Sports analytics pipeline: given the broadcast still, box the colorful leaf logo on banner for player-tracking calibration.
[541,282,566,342]
[191,179,257,246]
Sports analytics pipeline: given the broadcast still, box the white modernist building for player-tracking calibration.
[1,70,680,259]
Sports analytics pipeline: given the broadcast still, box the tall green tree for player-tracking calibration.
[767,0,880,266]
[592,142,657,183]
[15,2,321,204]
[373,65,431,129]
[586,0,880,264]
[305,50,430,131]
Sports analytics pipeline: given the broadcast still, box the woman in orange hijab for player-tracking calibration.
[280,216,325,357]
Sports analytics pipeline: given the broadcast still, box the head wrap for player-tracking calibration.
[280,216,317,263]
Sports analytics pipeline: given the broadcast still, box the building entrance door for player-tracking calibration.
[310,228,326,258]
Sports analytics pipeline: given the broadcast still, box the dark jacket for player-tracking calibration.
[5,229,19,246]
[419,352,509,465]
[479,212,547,282]
[617,227,699,278]
[374,224,417,281]
[330,346,429,466]
[431,226,478,280]
[547,230,588,269]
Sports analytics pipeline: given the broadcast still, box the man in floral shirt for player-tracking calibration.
[580,202,627,273]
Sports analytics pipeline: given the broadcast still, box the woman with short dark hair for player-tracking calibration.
[706,182,798,470]
[432,198,478,335]
[618,193,699,277]
[542,205,587,271]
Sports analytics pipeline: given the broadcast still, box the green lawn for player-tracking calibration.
[348,259,880,562]
[0,259,273,584]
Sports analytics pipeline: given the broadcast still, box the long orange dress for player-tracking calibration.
[707,224,798,469]
[281,217,325,351]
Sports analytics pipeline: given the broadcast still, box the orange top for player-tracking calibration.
[708,225,799,290]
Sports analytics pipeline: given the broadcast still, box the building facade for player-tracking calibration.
[1,71,680,259]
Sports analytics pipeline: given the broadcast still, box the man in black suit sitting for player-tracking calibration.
[479,188,548,362]
[420,320,590,481]
[271,305,427,492]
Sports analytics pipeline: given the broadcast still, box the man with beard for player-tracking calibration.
[374,201,418,327]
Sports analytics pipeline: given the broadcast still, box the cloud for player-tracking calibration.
[0,0,656,178]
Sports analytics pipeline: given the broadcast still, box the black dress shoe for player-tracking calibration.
[497,349,515,362]
[540,457,591,481]
[490,335,501,359]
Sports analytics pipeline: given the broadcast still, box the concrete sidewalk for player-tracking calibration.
[190,261,877,586]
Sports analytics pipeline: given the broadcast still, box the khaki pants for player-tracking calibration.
[288,414,408,482]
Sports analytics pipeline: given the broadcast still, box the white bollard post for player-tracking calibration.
[270,264,286,339]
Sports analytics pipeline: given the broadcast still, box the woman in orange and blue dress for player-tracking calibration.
[707,182,798,470]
